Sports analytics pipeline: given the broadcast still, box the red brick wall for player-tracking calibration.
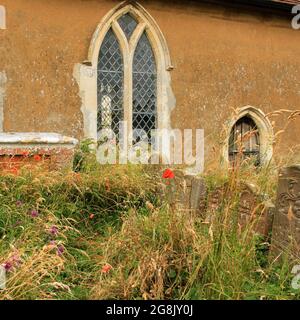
[0,147,75,173]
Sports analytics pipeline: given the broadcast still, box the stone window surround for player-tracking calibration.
[222,106,274,167]
[73,1,176,144]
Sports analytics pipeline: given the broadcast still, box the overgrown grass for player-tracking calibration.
[0,151,299,300]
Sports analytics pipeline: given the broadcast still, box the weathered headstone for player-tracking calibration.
[162,170,206,215]
[271,166,300,259]
[207,185,225,210]
[238,185,274,237]
[206,182,274,236]
[162,171,273,236]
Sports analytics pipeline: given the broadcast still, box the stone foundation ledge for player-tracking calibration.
[0,132,78,170]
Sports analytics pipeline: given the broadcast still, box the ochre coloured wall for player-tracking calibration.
[0,0,300,167]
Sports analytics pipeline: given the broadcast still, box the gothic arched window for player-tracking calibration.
[97,11,158,142]
[229,116,260,165]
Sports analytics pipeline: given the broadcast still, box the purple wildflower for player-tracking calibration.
[3,262,13,272]
[57,245,65,256]
[11,255,21,265]
[16,200,23,207]
[30,210,39,218]
[49,226,59,236]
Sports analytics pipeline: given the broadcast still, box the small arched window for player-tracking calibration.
[229,116,260,166]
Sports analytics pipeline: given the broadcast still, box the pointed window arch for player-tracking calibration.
[76,2,174,145]
[229,116,260,166]
[118,13,138,40]
[224,106,274,167]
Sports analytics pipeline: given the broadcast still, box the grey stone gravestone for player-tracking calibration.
[271,166,300,260]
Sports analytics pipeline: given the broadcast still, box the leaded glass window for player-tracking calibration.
[97,13,158,144]
[118,13,138,40]
[229,116,260,166]
[133,32,157,141]
[97,28,124,137]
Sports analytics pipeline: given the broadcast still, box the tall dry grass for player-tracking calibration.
[1,111,300,300]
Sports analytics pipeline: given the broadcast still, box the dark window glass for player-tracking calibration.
[118,13,138,40]
[229,116,260,165]
[132,32,157,142]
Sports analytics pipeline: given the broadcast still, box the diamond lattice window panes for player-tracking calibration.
[97,11,160,144]
[97,28,124,138]
[118,13,138,40]
[132,32,157,141]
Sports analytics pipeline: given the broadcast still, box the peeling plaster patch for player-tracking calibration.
[0,5,6,29]
[164,71,176,129]
[73,63,97,140]
[0,71,7,132]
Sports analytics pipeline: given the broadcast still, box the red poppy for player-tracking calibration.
[101,264,112,273]
[10,167,19,176]
[162,168,175,179]
[34,155,42,162]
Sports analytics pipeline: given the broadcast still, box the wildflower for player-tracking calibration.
[89,214,95,220]
[3,262,13,272]
[162,168,175,179]
[10,167,19,176]
[33,154,42,162]
[49,226,59,236]
[57,245,65,256]
[50,240,56,246]
[101,264,112,274]
[16,200,23,207]
[30,209,39,218]
[11,255,21,267]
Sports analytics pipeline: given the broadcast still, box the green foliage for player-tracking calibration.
[0,161,299,300]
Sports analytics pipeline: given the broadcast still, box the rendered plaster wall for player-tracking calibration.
[0,0,300,166]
